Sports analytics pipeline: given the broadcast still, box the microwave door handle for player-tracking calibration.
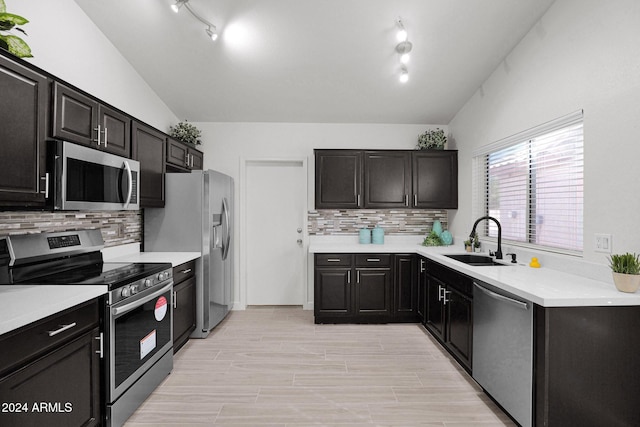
[122,161,133,208]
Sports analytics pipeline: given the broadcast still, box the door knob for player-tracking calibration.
[297,239,303,244]
[297,228,302,233]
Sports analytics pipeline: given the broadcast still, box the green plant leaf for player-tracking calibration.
[0,12,28,27]
[0,34,32,58]
[0,0,6,14]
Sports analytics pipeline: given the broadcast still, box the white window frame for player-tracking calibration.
[472,110,584,256]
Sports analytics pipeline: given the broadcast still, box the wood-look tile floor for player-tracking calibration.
[125,307,515,426]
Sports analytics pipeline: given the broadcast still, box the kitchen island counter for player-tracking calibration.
[309,236,640,308]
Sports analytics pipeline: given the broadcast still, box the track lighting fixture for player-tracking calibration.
[395,18,413,83]
[171,0,218,42]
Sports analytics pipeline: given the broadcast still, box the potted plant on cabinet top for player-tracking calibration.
[169,120,202,146]
[608,252,640,293]
[417,128,447,150]
[0,0,32,58]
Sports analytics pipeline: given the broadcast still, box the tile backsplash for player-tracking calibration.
[0,211,141,247]
[308,209,448,235]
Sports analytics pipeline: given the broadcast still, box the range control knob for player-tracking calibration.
[144,279,152,288]
[130,285,138,295]
[120,286,130,298]
[157,272,164,281]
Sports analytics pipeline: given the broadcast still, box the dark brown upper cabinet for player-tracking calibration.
[413,151,458,209]
[315,149,458,210]
[0,54,49,207]
[166,138,204,172]
[315,150,363,209]
[364,151,412,208]
[132,121,165,207]
[53,82,131,158]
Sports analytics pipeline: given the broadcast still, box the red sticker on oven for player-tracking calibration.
[154,296,168,321]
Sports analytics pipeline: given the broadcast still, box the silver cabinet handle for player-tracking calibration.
[405,194,409,206]
[95,333,103,358]
[438,285,444,302]
[48,322,76,337]
[180,268,192,274]
[474,282,529,310]
[41,173,49,198]
[357,270,360,283]
[103,127,108,147]
[185,153,189,166]
[414,194,418,206]
[327,258,341,262]
[347,270,351,284]
[420,259,425,272]
[94,125,101,146]
[366,258,380,262]
[172,290,178,309]
[443,290,451,305]
[357,194,361,206]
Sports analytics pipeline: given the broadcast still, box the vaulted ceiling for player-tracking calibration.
[74,0,555,124]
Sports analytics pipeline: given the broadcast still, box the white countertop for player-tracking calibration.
[0,285,107,336]
[102,243,200,267]
[309,236,640,308]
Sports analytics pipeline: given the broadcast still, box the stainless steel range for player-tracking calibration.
[0,230,173,427]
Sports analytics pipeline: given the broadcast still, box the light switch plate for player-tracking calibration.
[595,233,612,253]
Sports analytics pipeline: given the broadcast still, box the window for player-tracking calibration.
[472,111,584,254]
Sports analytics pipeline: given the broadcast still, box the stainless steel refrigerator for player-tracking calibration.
[144,170,233,338]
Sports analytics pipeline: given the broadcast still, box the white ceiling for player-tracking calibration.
[74,0,555,124]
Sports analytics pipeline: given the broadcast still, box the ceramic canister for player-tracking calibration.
[372,226,384,244]
[359,228,371,244]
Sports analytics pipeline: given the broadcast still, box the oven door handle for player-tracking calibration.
[111,282,173,317]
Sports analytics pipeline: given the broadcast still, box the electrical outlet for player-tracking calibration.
[595,234,612,253]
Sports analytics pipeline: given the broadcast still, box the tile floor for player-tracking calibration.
[125,307,515,426]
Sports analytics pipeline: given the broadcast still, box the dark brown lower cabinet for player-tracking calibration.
[534,305,640,427]
[0,300,102,427]
[424,259,472,372]
[172,260,197,353]
[394,254,419,322]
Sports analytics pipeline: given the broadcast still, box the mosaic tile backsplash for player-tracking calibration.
[0,211,142,247]
[308,209,448,235]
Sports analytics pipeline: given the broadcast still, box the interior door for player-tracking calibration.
[246,159,306,305]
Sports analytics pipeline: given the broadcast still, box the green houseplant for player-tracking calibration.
[0,0,32,58]
[169,121,202,146]
[608,252,640,293]
[417,128,447,150]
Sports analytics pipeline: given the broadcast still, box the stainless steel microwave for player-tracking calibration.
[48,141,140,211]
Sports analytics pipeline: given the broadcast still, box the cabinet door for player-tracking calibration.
[98,104,130,157]
[364,151,411,208]
[425,275,445,341]
[0,328,102,427]
[354,268,392,317]
[188,147,204,170]
[445,286,472,370]
[173,275,196,353]
[132,121,165,207]
[394,254,418,321]
[314,268,352,316]
[412,151,458,209]
[0,55,48,207]
[53,82,98,147]
[166,138,189,169]
[314,150,362,209]
[417,258,427,325]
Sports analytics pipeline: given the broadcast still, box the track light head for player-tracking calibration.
[206,26,218,41]
[171,0,186,13]
[399,66,409,83]
[396,18,408,42]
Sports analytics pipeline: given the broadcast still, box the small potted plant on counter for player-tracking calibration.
[608,252,640,293]
[473,233,482,253]
[464,238,472,252]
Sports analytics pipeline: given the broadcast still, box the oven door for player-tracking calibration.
[106,281,173,401]
[50,140,140,211]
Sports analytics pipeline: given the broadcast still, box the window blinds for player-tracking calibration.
[472,111,584,254]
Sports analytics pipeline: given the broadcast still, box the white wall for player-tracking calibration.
[448,0,640,264]
[12,0,177,130]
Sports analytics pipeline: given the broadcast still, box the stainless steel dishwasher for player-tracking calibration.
[473,281,533,427]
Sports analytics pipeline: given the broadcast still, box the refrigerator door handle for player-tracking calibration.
[221,197,231,260]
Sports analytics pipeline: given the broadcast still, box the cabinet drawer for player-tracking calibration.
[0,299,100,376]
[355,254,391,267]
[173,259,196,285]
[315,254,352,266]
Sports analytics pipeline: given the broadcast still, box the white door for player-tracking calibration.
[245,159,306,305]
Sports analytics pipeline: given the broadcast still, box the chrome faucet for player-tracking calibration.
[470,216,503,259]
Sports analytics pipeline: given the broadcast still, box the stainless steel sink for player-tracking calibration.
[445,254,509,266]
